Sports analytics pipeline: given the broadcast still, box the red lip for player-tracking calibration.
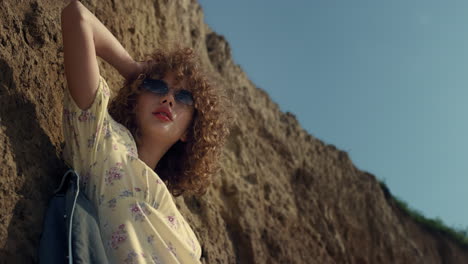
[152,106,173,121]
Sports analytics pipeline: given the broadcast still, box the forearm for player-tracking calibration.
[61,1,137,79]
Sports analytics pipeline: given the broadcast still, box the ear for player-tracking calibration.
[180,129,189,142]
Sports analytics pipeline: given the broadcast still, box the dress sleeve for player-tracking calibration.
[62,75,112,171]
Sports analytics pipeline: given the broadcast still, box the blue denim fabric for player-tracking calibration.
[38,169,109,264]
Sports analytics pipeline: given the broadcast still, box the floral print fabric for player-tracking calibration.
[62,75,202,263]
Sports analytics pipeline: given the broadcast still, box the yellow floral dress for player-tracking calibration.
[62,75,202,264]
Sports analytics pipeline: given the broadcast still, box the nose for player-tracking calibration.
[159,90,175,107]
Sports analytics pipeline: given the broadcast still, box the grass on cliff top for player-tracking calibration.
[378,179,468,249]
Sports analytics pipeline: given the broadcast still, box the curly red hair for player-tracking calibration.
[109,47,232,197]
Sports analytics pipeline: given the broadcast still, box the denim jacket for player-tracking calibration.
[38,169,109,263]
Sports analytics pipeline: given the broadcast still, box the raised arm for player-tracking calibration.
[61,0,140,110]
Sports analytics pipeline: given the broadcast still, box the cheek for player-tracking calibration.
[181,111,195,129]
[134,97,151,125]
[137,93,160,114]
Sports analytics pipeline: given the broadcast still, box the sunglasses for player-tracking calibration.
[140,78,194,106]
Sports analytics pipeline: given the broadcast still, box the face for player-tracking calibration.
[134,71,195,147]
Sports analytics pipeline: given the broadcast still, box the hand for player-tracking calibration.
[134,61,148,76]
[121,60,148,81]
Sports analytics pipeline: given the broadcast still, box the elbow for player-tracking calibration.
[61,1,87,26]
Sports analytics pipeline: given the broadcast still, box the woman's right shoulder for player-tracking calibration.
[63,74,110,113]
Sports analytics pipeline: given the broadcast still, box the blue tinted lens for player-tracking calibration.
[175,90,194,106]
[141,79,168,94]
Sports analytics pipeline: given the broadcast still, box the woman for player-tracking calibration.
[60,1,230,263]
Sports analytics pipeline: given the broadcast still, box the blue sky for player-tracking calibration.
[198,0,468,230]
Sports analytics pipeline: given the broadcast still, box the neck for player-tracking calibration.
[137,137,171,170]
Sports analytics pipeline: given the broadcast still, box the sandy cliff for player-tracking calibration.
[0,0,467,263]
